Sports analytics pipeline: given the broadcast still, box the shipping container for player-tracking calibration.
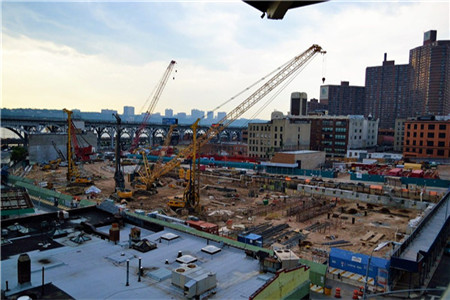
[329,248,389,287]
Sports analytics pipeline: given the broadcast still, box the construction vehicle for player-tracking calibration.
[112,113,133,199]
[147,45,325,199]
[64,109,93,186]
[163,45,326,212]
[41,158,61,171]
[168,119,201,212]
[52,141,66,161]
[129,60,177,153]
[155,124,177,165]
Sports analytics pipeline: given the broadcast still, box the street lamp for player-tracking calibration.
[363,241,399,300]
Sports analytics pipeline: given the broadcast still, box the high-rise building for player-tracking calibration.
[123,106,135,116]
[409,30,450,116]
[217,112,226,121]
[165,108,173,118]
[191,109,204,120]
[290,92,308,116]
[206,111,214,120]
[320,82,365,117]
[307,98,327,114]
[364,54,410,129]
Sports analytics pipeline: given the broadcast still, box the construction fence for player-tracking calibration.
[350,172,450,188]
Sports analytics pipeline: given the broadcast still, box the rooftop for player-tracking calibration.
[1,207,272,299]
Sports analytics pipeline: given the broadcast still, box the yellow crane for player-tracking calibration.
[64,109,93,186]
[167,119,200,211]
[149,45,325,194]
[156,124,177,166]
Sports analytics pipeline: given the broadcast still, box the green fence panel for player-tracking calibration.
[299,258,327,287]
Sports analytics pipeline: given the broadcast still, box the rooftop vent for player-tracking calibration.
[161,232,179,241]
[201,245,221,255]
[176,255,197,264]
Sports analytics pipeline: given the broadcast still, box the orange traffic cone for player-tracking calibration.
[334,287,341,298]
[352,289,359,299]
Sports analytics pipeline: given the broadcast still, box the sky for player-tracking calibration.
[2,0,449,121]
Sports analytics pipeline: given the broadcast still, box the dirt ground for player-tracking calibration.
[24,160,426,260]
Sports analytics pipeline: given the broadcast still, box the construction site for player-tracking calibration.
[2,44,450,299]
[4,45,449,264]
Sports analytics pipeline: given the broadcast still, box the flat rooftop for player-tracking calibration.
[1,212,272,299]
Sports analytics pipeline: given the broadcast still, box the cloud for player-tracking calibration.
[2,1,449,121]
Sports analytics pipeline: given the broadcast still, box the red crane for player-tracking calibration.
[129,60,177,153]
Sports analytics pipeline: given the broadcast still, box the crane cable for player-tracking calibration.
[242,56,316,127]
[205,58,294,118]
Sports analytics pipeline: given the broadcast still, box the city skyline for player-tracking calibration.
[2,1,448,120]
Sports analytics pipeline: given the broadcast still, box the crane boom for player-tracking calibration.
[130,60,177,152]
[149,44,325,185]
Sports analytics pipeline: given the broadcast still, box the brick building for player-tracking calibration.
[403,117,450,158]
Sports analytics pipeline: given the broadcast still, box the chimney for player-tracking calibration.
[109,223,120,244]
[18,254,31,284]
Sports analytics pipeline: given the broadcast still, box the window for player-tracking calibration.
[274,141,277,146]
[437,150,444,156]
[439,124,446,130]
[427,132,434,138]
[426,149,433,155]
[407,132,410,137]
[428,124,435,130]
[407,124,411,129]
[414,124,417,129]
[280,127,283,132]
[420,132,424,138]
[427,141,434,146]
[439,132,445,138]
[275,126,277,132]
[274,134,277,139]
[413,140,416,146]
[413,132,417,137]
[421,124,424,130]
[420,141,423,146]
[438,141,445,147]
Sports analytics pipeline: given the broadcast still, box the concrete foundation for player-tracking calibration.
[297,184,429,210]
[28,133,97,163]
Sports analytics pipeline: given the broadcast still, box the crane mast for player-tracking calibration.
[149,44,325,186]
[130,60,177,152]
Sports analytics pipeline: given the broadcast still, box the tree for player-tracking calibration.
[10,146,27,163]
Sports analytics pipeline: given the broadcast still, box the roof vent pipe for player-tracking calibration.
[177,251,183,258]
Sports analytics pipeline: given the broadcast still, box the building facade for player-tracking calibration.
[409,30,450,117]
[319,81,365,117]
[310,115,378,158]
[393,119,406,152]
[290,92,308,116]
[247,111,311,159]
[364,54,410,129]
[403,117,450,159]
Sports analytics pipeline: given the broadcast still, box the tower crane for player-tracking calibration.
[129,60,177,153]
[63,109,93,186]
[146,44,325,195]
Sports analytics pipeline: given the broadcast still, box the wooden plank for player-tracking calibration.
[369,233,385,243]
[361,231,375,241]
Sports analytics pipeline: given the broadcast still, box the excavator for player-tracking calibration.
[153,44,325,213]
[64,109,93,186]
